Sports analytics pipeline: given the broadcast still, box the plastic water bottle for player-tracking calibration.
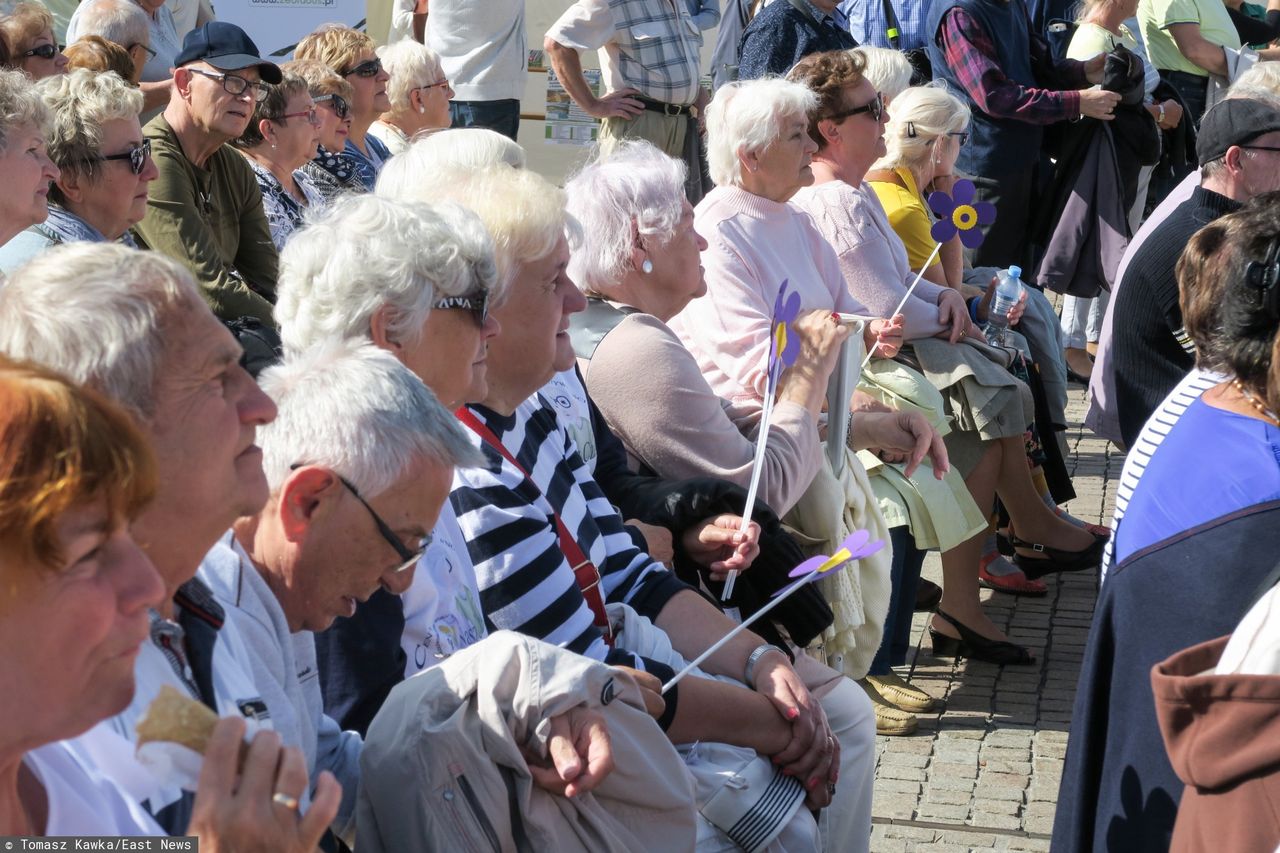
[985,265,1023,346]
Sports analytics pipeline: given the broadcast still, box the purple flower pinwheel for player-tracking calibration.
[927,179,997,249]
[767,279,802,388]
[774,530,886,595]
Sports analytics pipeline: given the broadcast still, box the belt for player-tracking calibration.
[637,95,695,117]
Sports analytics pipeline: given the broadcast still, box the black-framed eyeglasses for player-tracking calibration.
[434,292,488,326]
[130,41,157,60]
[22,43,63,60]
[314,93,351,120]
[97,138,152,175]
[825,91,885,123]
[343,58,382,78]
[188,67,270,100]
[289,463,426,572]
[277,108,320,126]
[947,131,970,145]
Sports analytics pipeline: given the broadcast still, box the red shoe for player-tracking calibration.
[978,554,1047,596]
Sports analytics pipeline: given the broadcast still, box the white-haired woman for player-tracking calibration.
[368,39,453,155]
[854,46,914,104]
[0,69,155,272]
[0,69,58,250]
[232,73,324,251]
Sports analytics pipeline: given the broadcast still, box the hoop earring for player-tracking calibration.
[641,259,654,274]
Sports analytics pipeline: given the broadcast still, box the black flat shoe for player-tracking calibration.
[1010,531,1106,580]
[929,609,1035,666]
[1066,366,1091,385]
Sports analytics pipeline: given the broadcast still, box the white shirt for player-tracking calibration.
[26,741,161,836]
[400,501,489,672]
[425,0,527,102]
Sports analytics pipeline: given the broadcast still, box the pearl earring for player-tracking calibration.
[641,259,654,274]
[418,106,425,114]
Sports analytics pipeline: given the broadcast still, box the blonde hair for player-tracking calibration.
[854,46,913,102]
[0,1,54,59]
[873,83,970,174]
[294,24,375,78]
[40,68,143,201]
[64,36,136,83]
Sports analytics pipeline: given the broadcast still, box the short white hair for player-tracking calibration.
[0,243,203,415]
[565,140,687,295]
[377,38,444,114]
[874,82,970,174]
[258,339,481,497]
[1231,63,1280,98]
[381,163,572,285]
[375,127,526,198]
[855,47,914,102]
[275,193,498,354]
[706,77,818,187]
[71,0,148,49]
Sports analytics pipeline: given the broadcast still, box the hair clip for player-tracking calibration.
[907,121,917,138]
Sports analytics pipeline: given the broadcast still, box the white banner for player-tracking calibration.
[214,0,367,61]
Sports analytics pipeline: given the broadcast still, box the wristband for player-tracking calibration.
[968,295,983,324]
[744,643,788,687]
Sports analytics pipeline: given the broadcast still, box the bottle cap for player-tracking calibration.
[1008,265,1021,279]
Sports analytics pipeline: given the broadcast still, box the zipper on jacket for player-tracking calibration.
[452,765,502,853]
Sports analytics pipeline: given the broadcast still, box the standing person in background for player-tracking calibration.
[925,0,1120,269]
[166,0,214,40]
[68,0,180,117]
[1138,0,1240,126]
[545,0,709,201]
[425,0,527,140]
[737,0,858,80]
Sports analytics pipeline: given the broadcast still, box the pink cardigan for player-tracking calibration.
[668,185,866,426]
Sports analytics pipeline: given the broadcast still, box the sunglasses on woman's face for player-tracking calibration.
[434,292,489,327]
[343,58,382,78]
[97,138,152,175]
[22,43,62,60]
[314,93,351,120]
[825,91,886,124]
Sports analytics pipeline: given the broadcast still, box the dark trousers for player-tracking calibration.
[1147,70,1207,210]
[967,168,1036,270]
[449,98,521,141]
[869,525,928,674]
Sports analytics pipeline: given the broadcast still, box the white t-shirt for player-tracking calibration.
[543,369,598,473]
[425,0,527,102]
[26,741,162,836]
[400,501,489,673]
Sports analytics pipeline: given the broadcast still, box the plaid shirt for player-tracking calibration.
[840,0,928,50]
[548,0,704,105]
[938,6,1086,124]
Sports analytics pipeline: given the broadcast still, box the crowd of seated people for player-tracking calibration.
[0,0,1279,848]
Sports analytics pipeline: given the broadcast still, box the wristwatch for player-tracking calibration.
[744,643,788,687]
[1157,103,1166,126]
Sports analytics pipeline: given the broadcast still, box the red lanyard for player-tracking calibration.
[455,407,615,646]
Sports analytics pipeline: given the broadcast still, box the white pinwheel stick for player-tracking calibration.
[665,569,814,694]
[859,241,943,371]
[722,383,776,601]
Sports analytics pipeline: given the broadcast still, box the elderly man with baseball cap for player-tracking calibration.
[1103,95,1280,451]
[133,21,284,327]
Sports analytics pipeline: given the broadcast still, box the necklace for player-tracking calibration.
[1232,378,1280,426]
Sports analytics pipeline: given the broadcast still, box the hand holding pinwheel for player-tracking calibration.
[664,529,884,693]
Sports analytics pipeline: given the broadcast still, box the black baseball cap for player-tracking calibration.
[174,22,282,84]
[1197,98,1280,165]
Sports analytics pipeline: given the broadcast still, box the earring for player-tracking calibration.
[641,259,654,274]
[418,106,425,114]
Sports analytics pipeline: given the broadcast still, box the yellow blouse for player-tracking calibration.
[868,166,937,274]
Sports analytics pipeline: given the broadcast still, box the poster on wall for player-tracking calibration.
[214,0,367,59]
[545,67,601,146]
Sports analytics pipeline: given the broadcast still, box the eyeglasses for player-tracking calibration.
[97,138,152,175]
[22,43,63,60]
[314,93,351,120]
[434,292,488,326]
[343,58,383,78]
[416,78,451,92]
[130,41,157,60]
[277,108,320,126]
[290,463,426,573]
[1241,145,1280,154]
[825,91,885,123]
[188,67,269,100]
[947,131,970,145]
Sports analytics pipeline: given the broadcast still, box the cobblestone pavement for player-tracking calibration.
[869,385,1120,852]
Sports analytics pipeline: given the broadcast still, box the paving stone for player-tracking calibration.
[930,761,979,779]
[971,797,1021,816]
[924,787,974,806]
[916,802,972,821]
[883,826,943,841]
[875,792,919,819]
[876,778,923,795]
[968,811,1023,830]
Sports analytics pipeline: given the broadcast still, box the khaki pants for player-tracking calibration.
[599,109,687,159]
